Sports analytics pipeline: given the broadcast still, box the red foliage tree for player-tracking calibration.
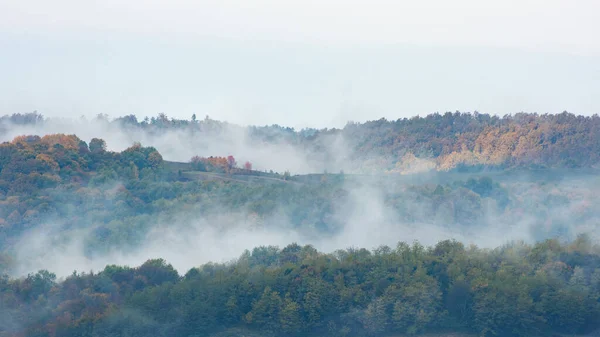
[227,155,237,169]
[244,161,252,171]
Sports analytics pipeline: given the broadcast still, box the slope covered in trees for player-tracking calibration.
[342,111,600,171]
[3,111,600,172]
[1,238,599,337]
[1,132,599,275]
[1,112,600,336]
[0,134,167,251]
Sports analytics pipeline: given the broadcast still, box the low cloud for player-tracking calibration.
[3,116,599,278]
[11,175,598,278]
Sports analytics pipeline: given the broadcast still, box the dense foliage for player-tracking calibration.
[1,132,598,270]
[3,110,600,171]
[1,130,599,271]
[0,134,169,255]
[1,111,600,336]
[1,237,599,337]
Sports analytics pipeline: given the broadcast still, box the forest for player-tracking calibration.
[3,110,600,173]
[1,238,599,337]
[0,111,599,336]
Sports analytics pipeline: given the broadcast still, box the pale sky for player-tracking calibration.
[1,0,599,128]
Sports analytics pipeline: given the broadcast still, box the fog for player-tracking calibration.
[10,174,599,279]
[9,183,508,277]
[0,116,351,174]
[2,116,599,278]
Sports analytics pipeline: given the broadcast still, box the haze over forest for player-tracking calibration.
[0,111,599,337]
[1,0,600,336]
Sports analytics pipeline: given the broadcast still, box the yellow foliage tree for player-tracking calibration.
[36,154,60,172]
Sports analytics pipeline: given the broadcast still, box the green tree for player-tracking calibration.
[245,287,282,333]
[279,294,302,334]
[89,138,106,153]
[361,297,389,335]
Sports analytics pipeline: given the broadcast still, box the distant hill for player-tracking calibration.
[1,131,599,267]
[0,118,599,337]
[2,111,600,172]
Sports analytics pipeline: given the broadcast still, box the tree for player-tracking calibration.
[445,280,473,326]
[244,161,253,171]
[89,138,107,153]
[22,270,56,301]
[136,259,179,287]
[390,272,442,334]
[225,295,242,324]
[227,155,237,170]
[361,297,389,335]
[245,287,282,333]
[279,295,302,334]
[147,151,163,168]
[129,161,140,180]
[302,291,323,329]
[78,140,90,154]
[41,134,81,150]
[190,156,207,171]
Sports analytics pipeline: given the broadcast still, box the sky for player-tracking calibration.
[0,0,599,128]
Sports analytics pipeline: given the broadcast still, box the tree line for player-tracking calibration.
[3,111,600,171]
[1,237,599,337]
[1,133,599,273]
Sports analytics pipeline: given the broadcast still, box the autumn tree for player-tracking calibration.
[147,151,163,168]
[227,155,237,170]
[41,134,80,150]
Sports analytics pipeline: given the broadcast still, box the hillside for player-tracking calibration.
[1,238,599,337]
[3,111,600,173]
[1,131,599,264]
[1,0,598,334]
[0,116,599,337]
[1,132,598,264]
